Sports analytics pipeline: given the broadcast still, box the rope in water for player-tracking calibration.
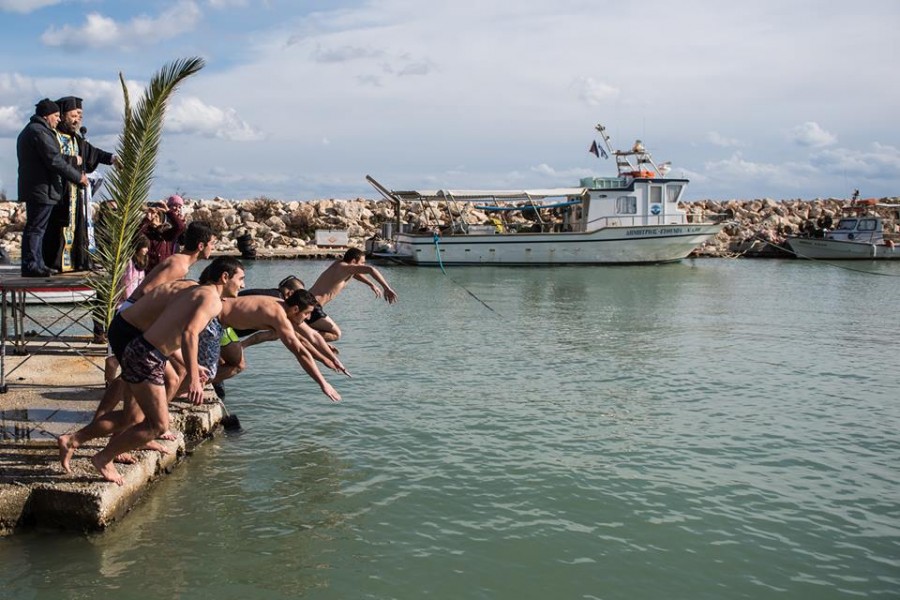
[433,234,502,316]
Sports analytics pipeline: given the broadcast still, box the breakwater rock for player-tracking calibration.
[0,197,897,259]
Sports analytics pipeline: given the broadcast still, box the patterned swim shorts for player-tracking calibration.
[199,317,223,379]
[120,335,168,386]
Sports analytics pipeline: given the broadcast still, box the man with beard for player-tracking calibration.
[44,95,117,272]
[16,98,87,277]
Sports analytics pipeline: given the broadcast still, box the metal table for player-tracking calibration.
[0,271,104,393]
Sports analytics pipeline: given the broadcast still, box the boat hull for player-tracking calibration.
[386,223,722,265]
[786,238,900,260]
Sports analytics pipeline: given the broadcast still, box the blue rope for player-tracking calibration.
[433,233,501,316]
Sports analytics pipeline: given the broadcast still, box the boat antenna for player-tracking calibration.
[595,123,667,177]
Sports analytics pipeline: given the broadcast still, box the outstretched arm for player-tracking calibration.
[348,265,398,304]
[274,316,341,402]
[296,321,350,376]
[353,273,382,299]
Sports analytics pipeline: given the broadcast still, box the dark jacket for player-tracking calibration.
[16,115,83,205]
[139,207,187,271]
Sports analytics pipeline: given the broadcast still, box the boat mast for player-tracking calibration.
[595,123,668,177]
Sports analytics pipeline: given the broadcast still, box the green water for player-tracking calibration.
[2,259,899,599]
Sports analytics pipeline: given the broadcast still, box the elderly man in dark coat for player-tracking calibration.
[44,95,117,272]
[16,98,88,277]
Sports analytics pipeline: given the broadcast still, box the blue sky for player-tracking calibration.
[1,0,898,202]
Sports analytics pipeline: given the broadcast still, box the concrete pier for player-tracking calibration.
[0,349,227,536]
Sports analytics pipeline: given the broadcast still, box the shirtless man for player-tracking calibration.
[215,275,348,395]
[123,220,216,306]
[94,220,217,416]
[218,290,342,403]
[59,258,244,483]
[306,248,398,341]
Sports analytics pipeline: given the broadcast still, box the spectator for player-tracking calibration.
[140,195,186,272]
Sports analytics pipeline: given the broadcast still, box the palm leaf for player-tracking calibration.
[87,57,205,329]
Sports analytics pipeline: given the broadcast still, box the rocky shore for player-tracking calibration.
[1,196,897,259]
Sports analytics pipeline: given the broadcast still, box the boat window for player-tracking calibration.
[616,196,637,214]
[858,219,878,231]
[836,219,857,231]
[667,184,682,203]
[650,186,663,204]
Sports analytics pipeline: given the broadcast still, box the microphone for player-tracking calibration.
[79,126,87,137]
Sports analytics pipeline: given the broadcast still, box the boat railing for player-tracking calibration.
[587,214,698,228]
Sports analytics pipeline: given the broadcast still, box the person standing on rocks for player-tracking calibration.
[16,98,87,277]
[307,247,398,341]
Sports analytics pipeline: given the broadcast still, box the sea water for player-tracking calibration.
[1,258,898,600]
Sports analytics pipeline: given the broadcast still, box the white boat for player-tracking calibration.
[366,124,723,265]
[785,197,900,260]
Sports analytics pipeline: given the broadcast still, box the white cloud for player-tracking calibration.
[810,143,900,179]
[0,0,61,13]
[530,163,593,183]
[207,0,248,7]
[703,152,819,194]
[573,76,620,106]
[0,105,22,135]
[311,44,385,63]
[790,121,837,147]
[40,1,202,49]
[165,96,264,142]
[706,131,742,148]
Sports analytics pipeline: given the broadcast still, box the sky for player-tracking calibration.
[1,0,898,202]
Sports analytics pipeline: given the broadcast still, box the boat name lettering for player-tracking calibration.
[625,226,703,237]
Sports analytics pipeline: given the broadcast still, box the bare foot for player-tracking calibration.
[58,434,77,473]
[141,440,171,454]
[91,455,124,486]
[114,453,137,464]
[158,431,176,441]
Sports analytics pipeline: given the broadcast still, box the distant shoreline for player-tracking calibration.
[1,197,898,260]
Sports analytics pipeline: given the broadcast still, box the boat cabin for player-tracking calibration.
[827,216,885,244]
[579,175,693,230]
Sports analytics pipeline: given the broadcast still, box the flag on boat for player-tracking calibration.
[589,140,599,157]
[599,146,608,159]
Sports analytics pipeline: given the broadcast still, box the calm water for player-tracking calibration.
[2,259,899,599]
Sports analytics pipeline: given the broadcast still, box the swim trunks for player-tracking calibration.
[108,312,143,363]
[306,304,327,324]
[120,335,168,386]
[198,317,223,379]
[219,326,241,347]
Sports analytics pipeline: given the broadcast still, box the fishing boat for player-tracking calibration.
[785,195,900,260]
[365,124,723,265]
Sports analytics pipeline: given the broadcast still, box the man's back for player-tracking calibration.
[132,253,194,300]
[122,279,196,331]
[144,285,221,356]
[220,296,284,331]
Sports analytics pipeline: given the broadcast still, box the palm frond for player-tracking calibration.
[88,57,205,329]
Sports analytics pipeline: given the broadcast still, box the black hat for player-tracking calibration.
[56,96,83,113]
[35,98,60,117]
